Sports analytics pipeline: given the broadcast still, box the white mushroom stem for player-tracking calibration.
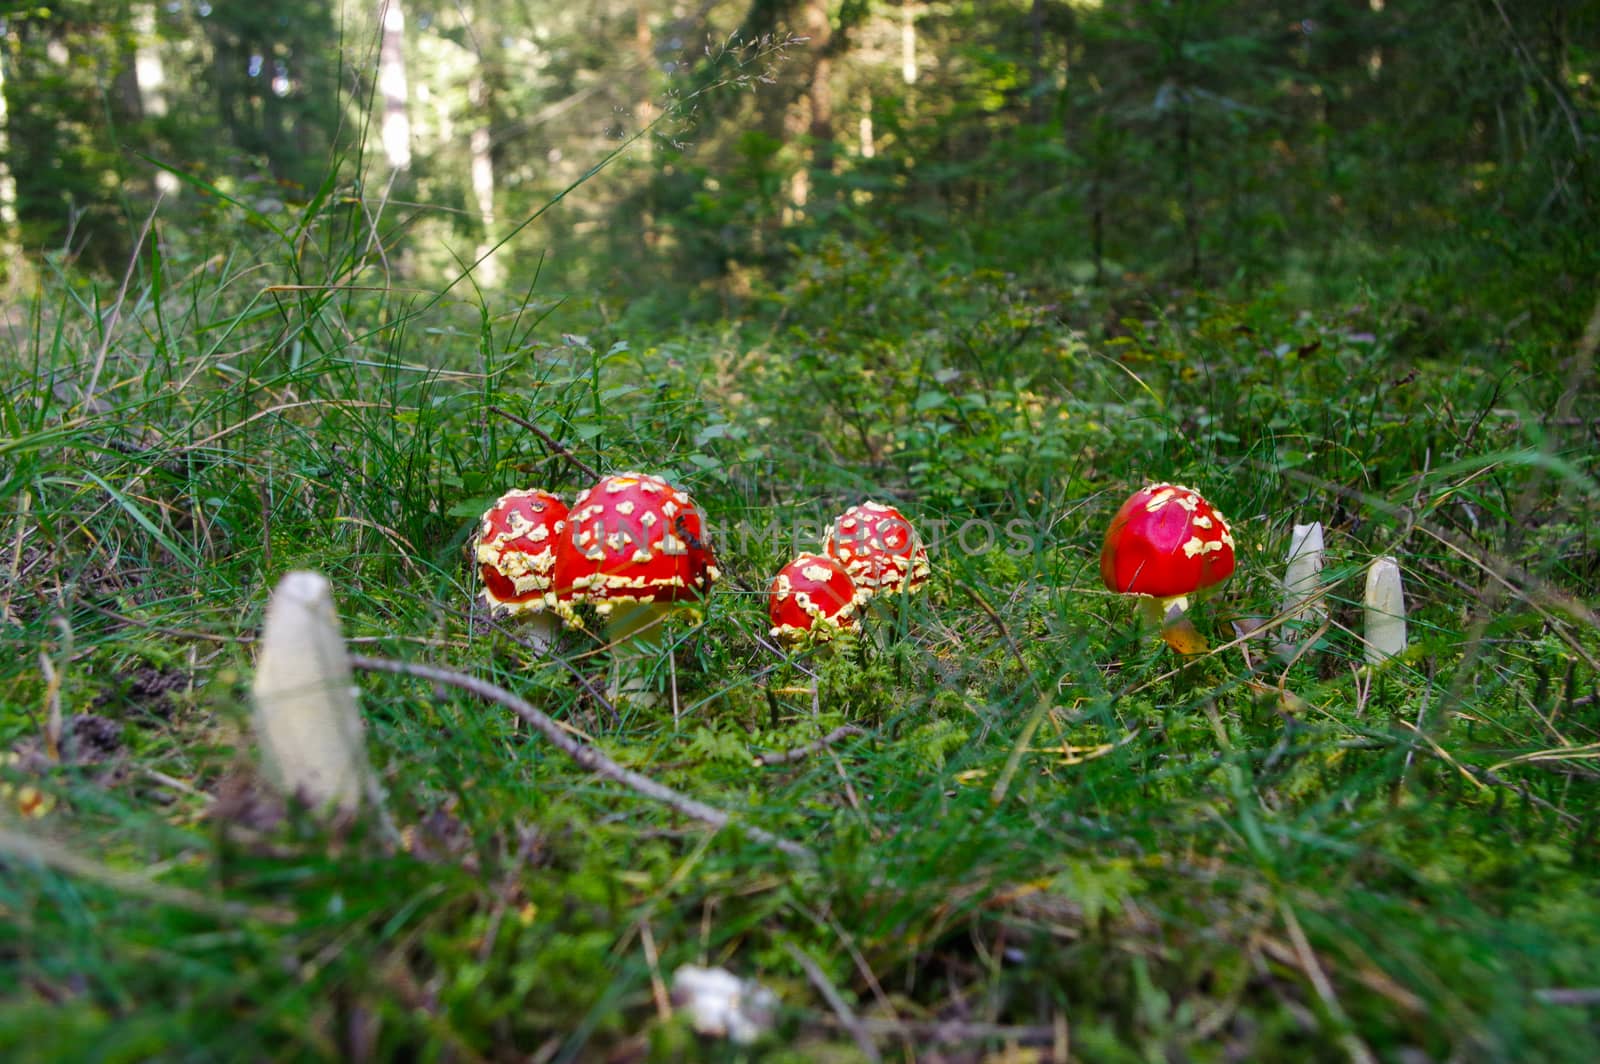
[522,610,561,653]
[251,571,377,815]
[1276,520,1327,659]
[601,601,675,706]
[1363,556,1408,664]
[1140,595,1209,655]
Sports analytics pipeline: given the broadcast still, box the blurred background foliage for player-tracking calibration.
[0,0,1593,342]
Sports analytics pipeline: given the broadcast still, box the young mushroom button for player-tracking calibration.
[769,553,862,645]
[1100,483,1236,654]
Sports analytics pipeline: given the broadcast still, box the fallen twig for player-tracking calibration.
[1534,987,1600,1006]
[1279,899,1379,1064]
[964,584,1031,680]
[487,404,600,481]
[348,653,815,863]
[786,942,881,1063]
[753,726,867,767]
[0,824,290,924]
[817,1014,1059,1047]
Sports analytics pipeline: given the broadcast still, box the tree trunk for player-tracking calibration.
[783,0,836,216]
[634,7,659,245]
[131,2,177,198]
[468,72,501,287]
[901,0,918,85]
[377,0,412,173]
[0,40,18,265]
[110,4,155,204]
[132,4,167,118]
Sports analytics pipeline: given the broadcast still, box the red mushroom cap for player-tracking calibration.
[555,472,719,618]
[823,501,931,598]
[1100,483,1236,600]
[474,488,569,614]
[769,553,861,644]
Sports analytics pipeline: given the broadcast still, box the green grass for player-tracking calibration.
[2,184,1598,1063]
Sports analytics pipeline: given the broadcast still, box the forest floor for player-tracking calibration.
[2,216,1599,1061]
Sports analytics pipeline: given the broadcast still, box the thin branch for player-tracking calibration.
[85,193,163,406]
[1534,988,1600,1006]
[0,825,289,924]
[753,726,867,767]
[786,942,881,1063]
[964,583,1032,681]
[477,610,621,727]
[818,1015,1059,1047]
[487,404,600,481]
[1278,899,1379,1064]
[348,653,814,863]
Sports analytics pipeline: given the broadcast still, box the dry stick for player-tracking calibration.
[1,489,30,625]
[478,611,623,728]
[1396,720,1581,827]
[347,653,815,863]
[486,404,600,481]
[1278,899,1379,1064]
[638,922,673,1022]
[1534,988,1600,1007]
[84,194,163,406]
[823,1016,1058,1047]
[785,942,882,1064]
[753,725,868,767]
[1416,522,1600,675]
[0,824,290,924]
[964,583,1030,676]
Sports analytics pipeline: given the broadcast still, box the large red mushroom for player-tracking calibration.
[823,501,931,600]
[556,472,719,701]
[1100,482,1236,654]
[768,553,861,646]
[474,488,570,650]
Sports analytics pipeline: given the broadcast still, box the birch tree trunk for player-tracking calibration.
[0,40,18,255]
[131,4,179,196]
[377,0,412,172]
[901,0,918,85]
[468,71,501,286]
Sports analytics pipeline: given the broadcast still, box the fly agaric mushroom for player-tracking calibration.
[474,488,570,651]
[823,501,931,600]
[556,472,719,700]
[1100,483,1236,654]
[769,553,862,645]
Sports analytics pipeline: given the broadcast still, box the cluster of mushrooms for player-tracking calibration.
[767,501,933,645]
[476,471,1398,690]
[473,479,934,660]
[473,473,720,687]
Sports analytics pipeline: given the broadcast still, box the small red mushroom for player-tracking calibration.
[1100,482,1236,654]
[823,501,931,600]
[769,553,861,645]
[556,472,719,701]
[474,488,570,649]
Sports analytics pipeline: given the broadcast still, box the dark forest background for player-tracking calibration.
[1,0,1594,343]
